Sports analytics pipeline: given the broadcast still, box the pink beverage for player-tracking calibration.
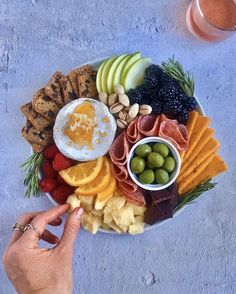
[186,0,236,41]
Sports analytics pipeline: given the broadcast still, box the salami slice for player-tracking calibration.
[137,115,160,136]
[109,132,129,165]
[126,118,143,144]
[110,162,129,182]
[118,177,138,193]
[119,186,146,206]
[158,116,189,152]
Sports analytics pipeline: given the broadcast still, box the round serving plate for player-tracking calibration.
[43,57,205,234]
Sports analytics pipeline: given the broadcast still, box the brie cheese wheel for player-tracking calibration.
[53,98,117,161]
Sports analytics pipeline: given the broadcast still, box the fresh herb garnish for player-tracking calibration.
[174,179,217,212]
[162,56,195,97]
[20,152,43,198]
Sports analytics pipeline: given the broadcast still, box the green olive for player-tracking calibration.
[162,156,176,173]
[146,160,155,169]
[130,157,145,174]
[155,168,169,185]
[135,144,152,158]
[139,169,155,184]
[148,152,164,168]
[152,143,169,157]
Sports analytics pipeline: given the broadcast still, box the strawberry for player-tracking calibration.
[41,162,57,178]
[51,185,74,204]
[39,177,58,193]
[57,174,67,185]
[43,144,59,160]
[52,153,73,172]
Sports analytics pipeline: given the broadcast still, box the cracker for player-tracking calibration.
[45,71,65,108]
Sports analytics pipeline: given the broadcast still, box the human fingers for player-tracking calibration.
[41,229,59,244]
[20,204,69,246]
[56,207,84,256]
[9,211,45,246]
[49,217,62,226]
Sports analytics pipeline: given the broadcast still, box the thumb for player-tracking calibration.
[58,207,84,252]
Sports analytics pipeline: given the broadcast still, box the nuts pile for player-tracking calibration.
[99,84,152,129]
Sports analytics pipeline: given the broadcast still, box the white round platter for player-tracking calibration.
[44,57,205,234]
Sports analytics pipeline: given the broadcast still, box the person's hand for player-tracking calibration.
[2,204,84,294]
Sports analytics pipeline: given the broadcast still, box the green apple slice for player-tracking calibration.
[107,54,127,94]
[96,59,108,93]
[113,54,131,88]
[101,56,117,93]
[123,58,152,91]
[121,52,141,85]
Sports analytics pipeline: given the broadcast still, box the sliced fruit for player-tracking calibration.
[96,59,108,93]
[95,176,117,210]
[59,157,104,186]
[121,52,141,85]
[75,157,111,195]
[101,56,117,93]
[123,58,152,91]
[107,54,127,94]
[113,54,130,88]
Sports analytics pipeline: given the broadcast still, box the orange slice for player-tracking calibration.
[59,157,104,186]
[75,157,111,196]
[94,176,117,210]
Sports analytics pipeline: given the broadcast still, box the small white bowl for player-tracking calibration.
[127,137,181,191]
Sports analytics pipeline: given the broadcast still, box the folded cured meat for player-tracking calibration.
[110,162,129,182]
[109,132,129,165]
[126,118,143,144]
[137,115,160,136]
[118,177,138,193]
[158,115,189,152]
[119,185,146,206]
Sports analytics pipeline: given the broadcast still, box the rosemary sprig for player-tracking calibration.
[162,56,195,97]
[20,152,43,198]
[174,179,217,212]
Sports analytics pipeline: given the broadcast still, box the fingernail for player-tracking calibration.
[75,208,84,220]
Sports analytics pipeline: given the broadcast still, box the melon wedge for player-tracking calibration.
[123,58,151,91]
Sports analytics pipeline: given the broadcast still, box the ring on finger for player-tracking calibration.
[24,223,41,238]
[12,223,25,233]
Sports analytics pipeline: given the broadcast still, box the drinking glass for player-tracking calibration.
[186,0,236,41]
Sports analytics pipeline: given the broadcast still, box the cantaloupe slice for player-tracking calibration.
[179,154,228,195]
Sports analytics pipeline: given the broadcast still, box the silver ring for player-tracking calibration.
[24,223,41,238]
[12,223,25,233]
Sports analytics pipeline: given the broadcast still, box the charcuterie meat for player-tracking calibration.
[118,177,138,193]
[110,161,129,182]
[109,132,129,165]
[137,115,160,136]
[126,118,143,144]
[119,186,146,206]
[158,115,189,152]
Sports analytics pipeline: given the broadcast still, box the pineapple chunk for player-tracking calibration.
[66,194,81,212]
[77,195,95,211]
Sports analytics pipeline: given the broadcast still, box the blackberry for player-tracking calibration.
[144,65,164,90]
[158,84,185,101]
[127,85,149,105]
[159,72,177,87]
[177,108,189,125]
[182,96,197,111]
[163,99,183,115]
[150,99,163,114]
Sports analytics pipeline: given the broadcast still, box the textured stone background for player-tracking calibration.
[0,1,235,293]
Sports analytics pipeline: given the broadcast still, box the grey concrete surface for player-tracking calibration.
[0,1,235,293]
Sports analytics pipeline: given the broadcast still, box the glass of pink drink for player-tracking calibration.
[186,0,236,41]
